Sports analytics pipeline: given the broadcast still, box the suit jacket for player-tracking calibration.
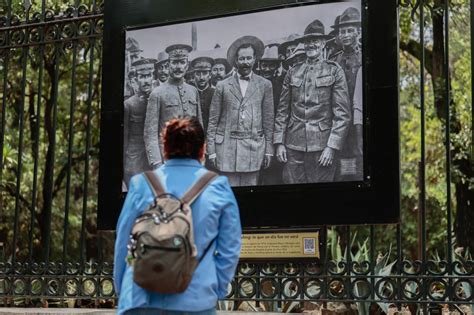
[274,59,351,152]
[207,73,274,173]
[144,78,202,166]
[195,84,215,133]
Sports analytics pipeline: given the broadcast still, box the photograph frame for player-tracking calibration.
[98,0,400,230]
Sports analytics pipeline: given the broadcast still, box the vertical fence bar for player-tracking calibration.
[28,0,47,264]
[418,2,429,312]
[0,0,12,234]
[443,0,453,267]
[43,43,61,263]
[79,35,96,266]
[396,224,402,310]
[11,45,30,266]
[443,0,454,305]
[369,225,375,301]
[418,0,426,263]
[62,38,78,263]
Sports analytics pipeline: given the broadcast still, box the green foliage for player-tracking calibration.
[0,6,102,262]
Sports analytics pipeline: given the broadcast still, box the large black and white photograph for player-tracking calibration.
[122,0,363,188]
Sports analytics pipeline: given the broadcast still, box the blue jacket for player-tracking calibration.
[114,158,242,314]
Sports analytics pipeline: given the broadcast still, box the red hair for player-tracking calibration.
[161,117,205,160]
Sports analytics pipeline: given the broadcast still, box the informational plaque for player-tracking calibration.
[240,230,322,260]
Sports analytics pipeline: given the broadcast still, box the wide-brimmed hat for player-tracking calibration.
[132,58,157,74]
[302,19,330,40]
[126,38,142,53]
[331,7,361,29]
[165,44,193,60]
[227,35,264,66]
[191,56,214,71]
[260,45,280,62]
[278,33,301,57]
[213,58,231,74]
[156,51,169,65]
[283,42,306,68]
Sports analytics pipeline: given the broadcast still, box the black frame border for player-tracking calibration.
[98,0,399,229]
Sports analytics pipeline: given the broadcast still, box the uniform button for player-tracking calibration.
[309,67,314,70]
[308,79,311,83]
[184,107,188,111]
[307,94,310,97]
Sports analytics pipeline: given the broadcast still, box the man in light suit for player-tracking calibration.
[207,36,274,186]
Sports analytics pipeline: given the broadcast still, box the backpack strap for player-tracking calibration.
[143,171,166,197]
[181,171,218,205]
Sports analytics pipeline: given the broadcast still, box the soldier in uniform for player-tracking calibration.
[274,20,351,184]
[153,51,169,88]
[124,38,142,100]
[123,58,156,187]
[259,44,284,185]
[191,55,215,132]
[207,36,274,186]
[210,57,231,88]
[144,44,202,169]
[330,7,363,181]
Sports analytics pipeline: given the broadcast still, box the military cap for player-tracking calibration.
[227,35,264,66]
[156,51,169,65]
[278,33,301,57]
[191,56,214,71]
[213,58,231,74]
[332,7,361,29]
[261,44,280,62]
[165,44,193,60]
[132,58,156,74]
[126,37,142,53]
[303,19,330,40]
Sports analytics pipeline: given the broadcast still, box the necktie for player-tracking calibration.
[239,75,250,81]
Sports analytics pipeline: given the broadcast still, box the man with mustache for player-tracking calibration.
[207,36,274,186]
[123,58,156,186]
[330,7,363,181]
[210,57,231,88]
[144,44,202,169]
[152,51,169,88]
[191,55,215,133]
[274,20,351,184]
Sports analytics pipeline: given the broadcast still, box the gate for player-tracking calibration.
[0,0,473,313]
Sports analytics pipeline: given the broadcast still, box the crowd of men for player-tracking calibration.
[123,7,363,187]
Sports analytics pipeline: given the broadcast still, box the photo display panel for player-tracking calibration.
[122,1,364,189]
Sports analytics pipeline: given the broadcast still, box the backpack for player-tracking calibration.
[127,170,218,293]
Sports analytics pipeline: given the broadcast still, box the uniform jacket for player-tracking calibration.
[207,73,274,173]
[195,84,215,133]
[144,78,202,166]
[124,93,151,186]
[274,59,351,152]
[331,49,362,100]
[114,158,242,315]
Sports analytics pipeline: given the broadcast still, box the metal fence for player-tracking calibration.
[0,0,473,313]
